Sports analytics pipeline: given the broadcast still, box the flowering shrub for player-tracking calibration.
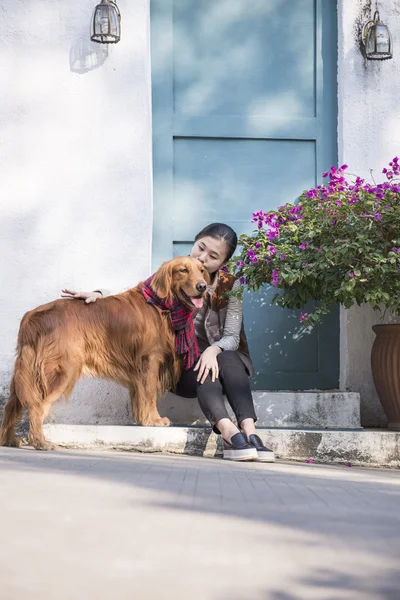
[230,158,400,328]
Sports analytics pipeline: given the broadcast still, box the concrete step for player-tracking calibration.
[52,386,361,429]
[159,391,361,429]
[43,424,400,468]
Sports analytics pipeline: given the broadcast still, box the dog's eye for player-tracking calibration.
[180,268,189,273]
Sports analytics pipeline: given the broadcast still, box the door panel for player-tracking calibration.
[151,0,339,389]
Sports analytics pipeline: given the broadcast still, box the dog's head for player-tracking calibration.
[151,256,209,310]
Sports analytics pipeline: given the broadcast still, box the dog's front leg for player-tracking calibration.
[129,360,170,427]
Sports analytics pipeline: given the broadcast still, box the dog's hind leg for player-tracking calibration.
[0,376,23,447]
[27,367,78,451]
[27,388,65,451]
[27,404,56,450]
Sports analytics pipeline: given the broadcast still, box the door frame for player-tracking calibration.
[149,0,339,389]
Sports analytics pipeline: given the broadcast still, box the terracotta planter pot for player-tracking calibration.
[371,324,400,430]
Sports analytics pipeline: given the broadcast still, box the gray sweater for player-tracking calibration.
[194,277,242,352]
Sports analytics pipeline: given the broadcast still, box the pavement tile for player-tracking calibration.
[1,447,400,599]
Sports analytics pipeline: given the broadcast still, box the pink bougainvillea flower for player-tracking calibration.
[267,227,280,241]
[271,269,279,286]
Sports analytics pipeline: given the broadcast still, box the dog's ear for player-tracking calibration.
[151,261,174,300]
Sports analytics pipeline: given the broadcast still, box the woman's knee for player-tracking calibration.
[217,350,245,369]
[175,369,198,398]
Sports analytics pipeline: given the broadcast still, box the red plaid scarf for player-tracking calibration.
[141,275,199,370]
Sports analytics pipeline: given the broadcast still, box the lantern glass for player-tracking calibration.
[363,11,392,60]
[91,0,121,44]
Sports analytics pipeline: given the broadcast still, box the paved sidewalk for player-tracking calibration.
[1,448,399,600]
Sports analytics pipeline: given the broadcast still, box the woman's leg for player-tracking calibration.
[217,351,258,430]
[176,365,240,442]
[177,353,258,439]
[217,352,275,461]
[240,418,257,437]
[175,360,258,461]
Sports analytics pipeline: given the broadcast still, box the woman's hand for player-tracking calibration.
[61,289,102,304]
[194,346,222,384]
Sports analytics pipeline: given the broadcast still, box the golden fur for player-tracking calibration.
[0,257,208,450]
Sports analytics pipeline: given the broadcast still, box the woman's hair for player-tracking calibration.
[194,223,238,262]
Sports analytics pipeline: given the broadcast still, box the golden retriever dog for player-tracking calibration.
[0,257,208,450]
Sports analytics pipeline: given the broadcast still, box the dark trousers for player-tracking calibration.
[176,350,257,434]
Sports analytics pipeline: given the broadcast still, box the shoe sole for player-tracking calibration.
[255,454,275,463]
[223,448,258,461]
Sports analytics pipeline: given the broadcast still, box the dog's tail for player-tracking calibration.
[0,339,49,445]
[0,374,23,446]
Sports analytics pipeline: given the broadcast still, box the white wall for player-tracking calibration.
[0,0,153,419]
[338,0,400,426]
[3,0,399,429]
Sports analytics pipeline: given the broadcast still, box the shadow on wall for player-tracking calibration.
[70,37,109,74]
[68,4,110,73]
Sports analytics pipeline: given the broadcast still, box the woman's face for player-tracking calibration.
[190,236,229,275]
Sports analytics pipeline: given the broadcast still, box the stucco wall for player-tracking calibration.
[338,0,400,426]
[3,0,399,430]
[0,0,152,421]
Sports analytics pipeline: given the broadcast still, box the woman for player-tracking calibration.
[62,223,275,463]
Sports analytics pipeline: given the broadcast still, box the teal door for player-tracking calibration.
[151,0,339,390]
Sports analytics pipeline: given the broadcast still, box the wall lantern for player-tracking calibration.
[362,10,392,60]
[91,0,121,44]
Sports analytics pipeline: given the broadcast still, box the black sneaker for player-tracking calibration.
[223,432,258,461]
[247,434,275,463]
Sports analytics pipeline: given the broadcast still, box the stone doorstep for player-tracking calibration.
[159,391,361,429]
[51,390,362,429]
[43,424,400,469]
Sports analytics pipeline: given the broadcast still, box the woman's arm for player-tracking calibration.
[61,289,111,304]
[212,279,243,352]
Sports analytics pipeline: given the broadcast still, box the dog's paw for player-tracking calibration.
[30,439,56,451]
[0,436,22,448]
[143,416,171,427]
